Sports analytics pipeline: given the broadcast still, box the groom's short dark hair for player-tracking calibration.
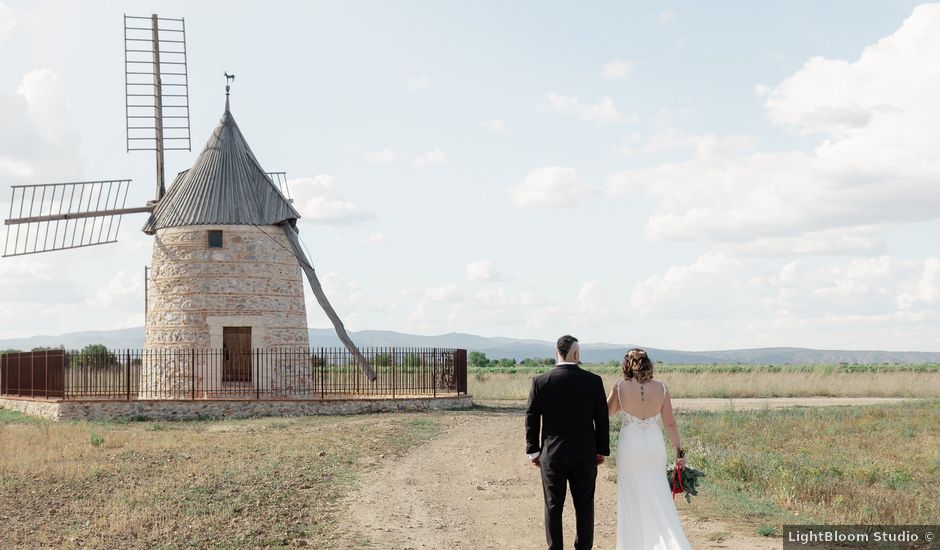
[557,335,578,360]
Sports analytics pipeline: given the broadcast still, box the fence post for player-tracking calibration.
[191,348,196,400]
[455,349,467,394]
[319,350,325,399]
[126,350,131,400]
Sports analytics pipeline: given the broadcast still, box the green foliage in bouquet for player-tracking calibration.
[666,464,705,503]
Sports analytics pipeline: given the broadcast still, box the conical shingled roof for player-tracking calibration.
[142,104,300,234]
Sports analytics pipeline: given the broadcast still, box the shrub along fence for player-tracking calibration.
[0,348,468,400]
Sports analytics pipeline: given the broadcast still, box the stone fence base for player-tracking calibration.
[0,395,474,421]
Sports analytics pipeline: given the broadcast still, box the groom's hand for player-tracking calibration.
[596,454,605,465]
[530,456,541,468]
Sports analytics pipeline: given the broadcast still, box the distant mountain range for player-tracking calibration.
[2,326,939,364]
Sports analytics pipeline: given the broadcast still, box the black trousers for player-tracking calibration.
[540,457,597,550]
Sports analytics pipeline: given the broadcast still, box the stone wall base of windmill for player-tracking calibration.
[0,395,474,422]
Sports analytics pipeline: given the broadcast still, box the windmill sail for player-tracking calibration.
[124,14,191,200]
[3,180,151,257]
[282,223,377,382]
[1,13,190,258]
[266,172,294,203]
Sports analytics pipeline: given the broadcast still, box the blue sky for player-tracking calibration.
[2,1,940,351]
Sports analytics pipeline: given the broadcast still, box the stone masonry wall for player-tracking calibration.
[142,224,310,398]
[0,395,474,421]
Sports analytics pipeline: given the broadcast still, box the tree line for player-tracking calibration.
[1,344,123,367]
[468,351,556,369]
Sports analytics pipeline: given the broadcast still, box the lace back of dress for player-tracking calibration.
[621,410,661,430]
[618,380,662,430]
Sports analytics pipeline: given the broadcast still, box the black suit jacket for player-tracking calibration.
[525,364,610,464]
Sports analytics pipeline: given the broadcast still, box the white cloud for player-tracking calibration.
[765,4,940,136]
[0,1,16,42]
[574,279,609,327]
[609,6,940,254]
[897,258,940,309]
[631,253,747,318]
[481,118,510,133]
[404,280,566,336]
[631,253,940,340]
[0,157,33,177]
[413,147,447,168]
[602,60,634,80]
[424,283,461,303]
[406,76,430,92]
[0,70,82,183]
[621,128,758,159]
[299,196,375,225]
[652,8,676,25]
[18,70,76,146]
[360,232,386,246]
[512,166,596,208]
[88,270,142,310]
[717,227,886,257]
[538,93,633,125]
[0,257,59,302]
[289,175,334,193]
[316,271,365,312]
[290,174,374,225]
[362,149,398,164]
[466,260,504,282]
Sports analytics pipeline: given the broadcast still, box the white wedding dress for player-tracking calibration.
[615,383,693,550]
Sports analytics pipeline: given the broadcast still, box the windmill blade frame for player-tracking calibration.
[2,179,151,257]
[124,14,192,200]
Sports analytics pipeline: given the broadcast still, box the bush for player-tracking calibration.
[373,353,393,368]
[468,351,490,369]
[70,344,119,368]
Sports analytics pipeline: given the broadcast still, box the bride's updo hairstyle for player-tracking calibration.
[622,348,654,383]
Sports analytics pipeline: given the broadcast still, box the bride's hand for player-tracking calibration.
[676,456,686,468]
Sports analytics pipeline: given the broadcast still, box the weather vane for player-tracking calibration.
[224,71,235,96]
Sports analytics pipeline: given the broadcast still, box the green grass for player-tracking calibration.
[610,401,940,531]
[0,409,50,425]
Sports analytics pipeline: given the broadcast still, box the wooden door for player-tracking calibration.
[223,327,252,382]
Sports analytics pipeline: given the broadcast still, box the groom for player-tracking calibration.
[525,335,610,550]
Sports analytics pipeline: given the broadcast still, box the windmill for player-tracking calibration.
[2,14,376,385]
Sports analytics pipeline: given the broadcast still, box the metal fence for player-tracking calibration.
[0,348,468,401]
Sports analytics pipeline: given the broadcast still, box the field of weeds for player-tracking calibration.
[0,410,439,548]
[613,400,940,536]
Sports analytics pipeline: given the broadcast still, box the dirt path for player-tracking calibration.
[335,397,914,549]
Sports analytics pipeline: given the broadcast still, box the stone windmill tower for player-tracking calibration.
[2,16,374,395]
[139,84,314,395]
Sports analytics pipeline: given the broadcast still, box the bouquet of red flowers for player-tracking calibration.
[666,463,705,503]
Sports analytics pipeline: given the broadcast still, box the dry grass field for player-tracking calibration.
[470,366,940,401]
[625,400,940,535]
[2,391,937,548]
[330,400,939,549]
[0,410,439,548]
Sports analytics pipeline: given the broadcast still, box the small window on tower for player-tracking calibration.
[208,230,223,248]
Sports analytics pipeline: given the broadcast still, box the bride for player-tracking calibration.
[607,348,693,550]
